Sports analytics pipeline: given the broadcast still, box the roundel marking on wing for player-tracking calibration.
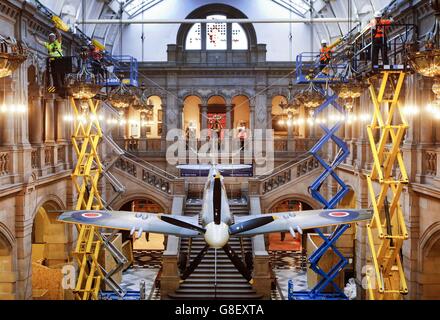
[72,211,110,222]
[319,210,359,221]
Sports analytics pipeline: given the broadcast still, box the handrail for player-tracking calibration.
[255,151,312,178]
[256,154,317,182]
[116,155,174,183]
[250,155,320,195]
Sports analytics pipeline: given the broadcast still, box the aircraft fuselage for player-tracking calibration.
[200,166,233,248]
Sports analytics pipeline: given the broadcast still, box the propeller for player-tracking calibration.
[223,243,253,283]
[213,174,222,225]
[229,216,276,235]
[158,215,206,234]
[181,244,210,281]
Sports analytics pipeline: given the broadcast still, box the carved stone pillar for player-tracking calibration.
[44,97,55,143]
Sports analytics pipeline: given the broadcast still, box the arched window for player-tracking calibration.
[186,23,202,50]
[185,14,249,50]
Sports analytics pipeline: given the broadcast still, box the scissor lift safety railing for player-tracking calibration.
[352,23,417,75]
[101,55,139,87]
[290,56,351,299]
[365,71,409,300]
[295,52,349,85]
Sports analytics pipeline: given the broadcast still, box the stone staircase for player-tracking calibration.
[168,202,263,300]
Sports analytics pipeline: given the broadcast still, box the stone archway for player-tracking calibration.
[119,198,167,251]
[183,95,202,139]
[31,201,70,268]
[0,227,16,300]
[266,199,314,252]
[419,223,440,299]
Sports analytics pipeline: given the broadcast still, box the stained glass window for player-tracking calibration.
[206,15,227,50]
[186,23,202,50]
[184,14,248,50]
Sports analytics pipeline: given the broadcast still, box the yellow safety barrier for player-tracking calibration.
[365,71,409,300]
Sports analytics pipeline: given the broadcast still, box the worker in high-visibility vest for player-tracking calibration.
[369,11,393,67]
[34,30,64,89]
[319,39,332,71]
[34,29,63,59]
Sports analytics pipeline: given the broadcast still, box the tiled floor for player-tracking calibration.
[117,250,163,299]
[120,267,159,293]
[270,250,309,300]
[133,250,163,269]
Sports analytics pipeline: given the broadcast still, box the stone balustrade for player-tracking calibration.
[114,156,185,196]
[424,150,437,176]
[0,152,9,175]
[249,155,320,196]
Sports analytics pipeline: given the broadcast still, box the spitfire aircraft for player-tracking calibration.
[58,164,373,283]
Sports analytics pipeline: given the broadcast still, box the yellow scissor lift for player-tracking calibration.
[365,70,409,299]
[70,97,105,300]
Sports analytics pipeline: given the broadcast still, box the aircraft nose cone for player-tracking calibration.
[204,222,229,248]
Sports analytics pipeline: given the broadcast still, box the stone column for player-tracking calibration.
[44,97,55,143]
[55,98,68,143]
[14,188,35,300]
[225,104,232,129]
[249,104,255,131]
[356,92,370,170]
[266,104,272,130]
[402,74,422,183]
[55,98,70,169]
[160,103,167,152]
[249,196,271,299]
[160,196,184,298]
[0,77,16,147]
[28,86,44,146]
[200,105,208,131]
[287,120,294,152]
[254,92,267,130]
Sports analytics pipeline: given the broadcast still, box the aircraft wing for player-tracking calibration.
[57,210,202,237]
[232,208,373,236]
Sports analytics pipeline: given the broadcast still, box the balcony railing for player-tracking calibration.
[249,155,320,196]
[114,155,184,196]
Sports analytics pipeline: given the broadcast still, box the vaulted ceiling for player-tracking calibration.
[38,0,394,59]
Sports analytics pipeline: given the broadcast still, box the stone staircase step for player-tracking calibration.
[168,201,259,300]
